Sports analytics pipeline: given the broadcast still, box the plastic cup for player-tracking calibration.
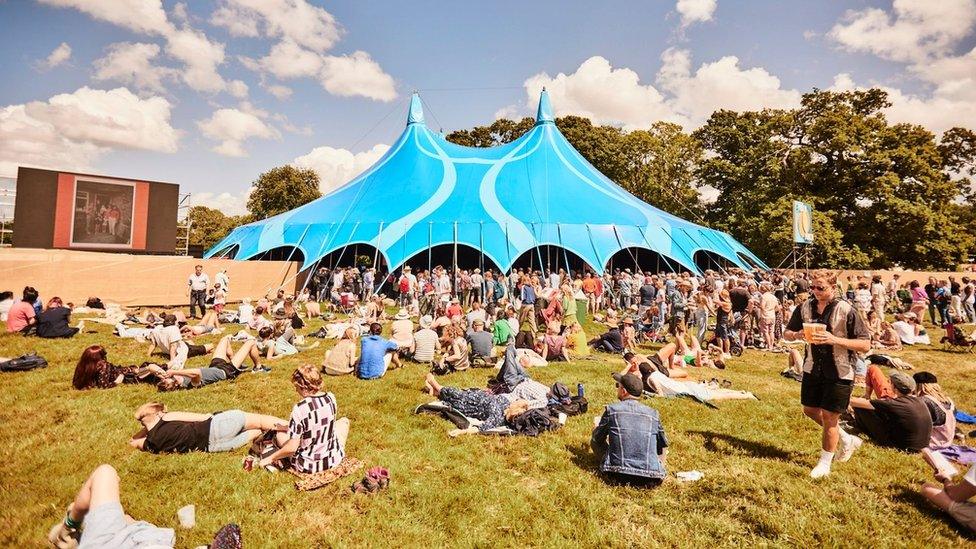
[803,323,826,343]
[177,504,195,529]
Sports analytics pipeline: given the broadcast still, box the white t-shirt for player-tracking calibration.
[0,298,12,322]
[238,304,254,324]
[188,273,209,291]
[152,325,183,356]
[892,321,916,345]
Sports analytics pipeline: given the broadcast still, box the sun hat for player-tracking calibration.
[612,373,644,397]
[394,309,409,319]
[622,317,634,325]
[419,315,433,328]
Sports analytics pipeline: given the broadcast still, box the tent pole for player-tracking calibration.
[556,224,571,279]
[427,222,432,274]
[479,221,484,273]
[370,221,383,298]
[452,222,458,298]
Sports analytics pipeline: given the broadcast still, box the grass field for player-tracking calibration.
[2,312,975,548]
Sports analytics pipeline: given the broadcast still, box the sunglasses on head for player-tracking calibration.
[811,285,828,291]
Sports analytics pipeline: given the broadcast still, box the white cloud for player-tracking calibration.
[41,42,72,69]
[172,2,188,23]
[194,188,252,217]
[264,83,293,100]
[828,0,976,63]
[37,0,171,35]
[319,51,397,102]
[826,1,976,134]
[656,48,802,124]
[42,0,246,98]
[196,108,281,157]
[293,143,390,195]
[0,86,179,174]
[210,0,342,52]
[92,42,177,92]
[676,0,716,27]
[507,52,800,129]
[243,40,323,80]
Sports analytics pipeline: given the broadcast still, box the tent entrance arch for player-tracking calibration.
[605,247,684,274]
[399,244,502,275]
[694,250,734,273]
[314,243,387,272]
[510,245,589,275]
[252,246,305,264]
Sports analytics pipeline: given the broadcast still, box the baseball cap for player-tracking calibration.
[889,372,916,394]
[612,373,644,397]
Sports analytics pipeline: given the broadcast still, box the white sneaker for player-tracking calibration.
[836,435,862,463]
[810,462,831,479]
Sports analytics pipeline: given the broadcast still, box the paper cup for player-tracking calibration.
[802,323,826,343]
[177,504,195,529]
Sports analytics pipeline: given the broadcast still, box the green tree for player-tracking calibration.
[620,122,703,219]
[185,206,243,251]
[246,166,322,220]
[695,89,974,269]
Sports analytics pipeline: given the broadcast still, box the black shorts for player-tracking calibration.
[210,357,241,379]
[800,374,853,413]
[186,344,207,358]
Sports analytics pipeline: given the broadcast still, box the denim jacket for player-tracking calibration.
[591,399,668,479]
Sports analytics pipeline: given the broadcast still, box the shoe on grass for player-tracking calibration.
[251,366,271,374]
[835,435,862,463]
[809,463,831,479]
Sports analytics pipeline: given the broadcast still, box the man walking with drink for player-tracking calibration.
[784,269,870,479]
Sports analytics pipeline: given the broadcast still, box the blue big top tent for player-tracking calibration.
[205,90,767,275]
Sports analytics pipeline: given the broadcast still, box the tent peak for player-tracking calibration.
[407,93,425,125]
[535,88,554,125]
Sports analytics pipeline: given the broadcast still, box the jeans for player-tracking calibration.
[189,290,207,318]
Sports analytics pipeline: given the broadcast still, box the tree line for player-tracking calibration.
[195,88,976,269]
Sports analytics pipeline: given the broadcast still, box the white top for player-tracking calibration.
[215,271,230,291]
[891,321,916,345]
[188,273,209,291]
[237,303,254,324]
[151,325,182,356]
[0,298,12,322]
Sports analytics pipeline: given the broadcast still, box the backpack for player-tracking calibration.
[0,353,48,372]
[548,382,588,416]
[398,276,410,293]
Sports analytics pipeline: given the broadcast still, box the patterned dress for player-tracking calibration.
[439,388,508,431]
[288,393,344,474]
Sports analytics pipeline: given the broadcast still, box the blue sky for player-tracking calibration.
[2,0,974,216]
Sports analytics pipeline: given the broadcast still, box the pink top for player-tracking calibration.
[6,301,35,333]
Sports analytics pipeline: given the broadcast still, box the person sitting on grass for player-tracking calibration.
[180,310,222,336]
[564,322,589,359]
[466,319,495,365]
[921,461,976,534]
[913,371,956,450]
[259,365,349,474]
[130,401,287,454]
[156,336,268,391]
[323,327,358,376]
[390,309,416,357]
[847,372,931,453]
[863,363,896,400]
[591,373,668,488]
[6,286,38,334]
[47,464,175,548]
[358,322,400,380]
[541,323,569,362]
[36,297,82,338]
[492,307,515,345]
[72,345,166,390]
[434,324,470,373]
[423,372,529,435]
[412,315,439,365]
[589,321,624,353]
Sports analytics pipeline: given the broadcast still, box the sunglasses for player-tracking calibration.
[811,285,829,291]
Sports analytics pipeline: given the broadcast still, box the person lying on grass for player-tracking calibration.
[672,323,726,369]
[130,402,287,454]
[493,339,550,409]
[180,310,222,337]
[255,323,319,361]
[147,314,213,371]
[156,335,269,391]
[47,464,175,549]
[423,372,530,435]
[921,460,976,534]
[73,345,168,390]
[591,373,668,488]
[619,354,758,402]
[258,365,349,474]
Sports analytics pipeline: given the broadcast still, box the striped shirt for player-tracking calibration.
[288,393,344,474]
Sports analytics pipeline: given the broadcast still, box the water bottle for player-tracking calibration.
[577,383,584,398]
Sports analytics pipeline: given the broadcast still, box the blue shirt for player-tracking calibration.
[358,335,398,379]
[521,285,536,305]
